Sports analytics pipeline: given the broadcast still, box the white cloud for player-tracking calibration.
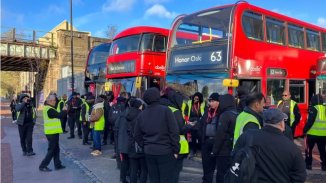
[102,0,135,12]
[144,0,169,4]
[144,4,177,19]
[74,13,99,27]
[317,17,326,28]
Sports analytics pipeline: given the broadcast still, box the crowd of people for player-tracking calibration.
[10,86,326,183]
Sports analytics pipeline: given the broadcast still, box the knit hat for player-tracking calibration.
[208,93,220,101]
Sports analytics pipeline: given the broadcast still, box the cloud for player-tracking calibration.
[144,4,177,19]
[317,17,326,28]
[144,0,169,4]
[74,12,99,27]
[102,0,135,12]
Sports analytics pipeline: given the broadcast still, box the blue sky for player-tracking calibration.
[2,0,326,38]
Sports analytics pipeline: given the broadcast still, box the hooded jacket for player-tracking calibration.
[126,107,143,158]
[212,94,237,156]
[15,94,35,125]
[134,88,180,155]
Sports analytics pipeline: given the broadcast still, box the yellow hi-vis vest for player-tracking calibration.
[181,101,187,118]
[56,99,66,112]
[93,108,105,131]
[80,102,90,121]
[233,111,261,147]
[187,100,205,117]
[277,100,296,127]
[307,105,326,136]
[43,105,63,135]
[168,106,189,154]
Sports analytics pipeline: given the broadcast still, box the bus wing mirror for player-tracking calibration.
[105,81,112,91]
[222,79,239,87]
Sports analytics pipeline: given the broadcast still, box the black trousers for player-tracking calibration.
[189,129,201,154]
[60,113,68,132]
[173,156,185,183]
[305,135,326,167]
[82,122,90,143]
[68,114,82,137]
[201,139,217,183]
[120,153,130,183]
[18,123,34,153]
[130,157,148,183]
[102,121,110,143]
[216,156,231,183]
[39,134,62,168]
[145,153,177,183]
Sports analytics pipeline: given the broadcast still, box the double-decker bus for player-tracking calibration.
[166,2,326,136]
[107,26,169,98]
[316,57,326,96]
[84,42,111,96]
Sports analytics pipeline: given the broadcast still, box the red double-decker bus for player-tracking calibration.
[316,57,326,95]
[166,2,326,136]
[84,42,111,96]
[107,26,169,97]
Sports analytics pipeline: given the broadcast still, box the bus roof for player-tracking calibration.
[113,26,169,40]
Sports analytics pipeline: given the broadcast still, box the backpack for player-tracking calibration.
[224,134,258,183]
[108,103,125,126]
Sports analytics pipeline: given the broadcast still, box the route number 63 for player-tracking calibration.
[210,51,222,62]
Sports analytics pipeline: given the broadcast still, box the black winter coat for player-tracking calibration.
[126,108,143,158]
[212,94,237,156]
[233,126,306,183]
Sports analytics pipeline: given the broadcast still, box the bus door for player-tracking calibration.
[308,79,316,106]
[238,79,261,93]
[148,77,162,90]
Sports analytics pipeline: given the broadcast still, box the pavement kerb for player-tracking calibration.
[35,110,103,183]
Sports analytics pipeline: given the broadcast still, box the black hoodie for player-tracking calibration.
[212,94,238,156]
[134,88,180,155]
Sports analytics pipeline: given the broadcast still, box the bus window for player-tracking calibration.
[110,35,140,55]
[322,33,326,52]
[288,24,304,48]
[242,11,263,41]
[141,34,155,52]
[266,17,285,45]
[289,80,305,103]
[239,79,261,93]
[267,79,286,105]
[153,35,166,52]
[306,29,321,51]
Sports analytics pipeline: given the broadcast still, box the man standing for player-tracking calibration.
[134,88,179,183]
[277,90,301,136]
[67,92,82,139]
[57,94,68,133]
[39,95,66,172]
[233,108,306,182]
[16,94,36,156]
[304,93,326,171]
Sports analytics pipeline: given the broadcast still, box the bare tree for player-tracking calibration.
[105,25,118,39]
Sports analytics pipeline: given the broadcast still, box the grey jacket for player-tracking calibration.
[15,102,36,125]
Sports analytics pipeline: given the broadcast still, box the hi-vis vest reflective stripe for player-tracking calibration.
[307,105,326,136]
[79,102,90,121]
[181,102,187,118]
[187,100,205,117]
[168,106,189,154]
[43,105,63,135]
[277,100,296,126]
[233,111,261,147]
[94,108,105,131]
[56,100,66,112]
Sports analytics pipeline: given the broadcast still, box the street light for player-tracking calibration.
[70,0,75,93]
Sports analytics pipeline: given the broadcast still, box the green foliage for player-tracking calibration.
[0,71,20,98]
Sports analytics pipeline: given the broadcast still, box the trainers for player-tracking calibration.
[91,150,98,155]
[39,167,52,172]
[27,152,36,156]
[55,165,66,170]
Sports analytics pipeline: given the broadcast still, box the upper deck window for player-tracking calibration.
[88,43,111,64]
[288,24,304,48]
[306,29,321,51]
[242,11,263,41]
[266,17,285,45]
[171,7,232,47]
[322,33,326,52]
[110,35,141,55]
[141,33,166,52]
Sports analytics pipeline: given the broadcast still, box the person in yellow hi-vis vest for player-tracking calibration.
[162,89,193,183]
[277,90,301,137]
[81,95,95,145]
[39,95,67,172]
[304,94,326,171]
[89,98,105,156]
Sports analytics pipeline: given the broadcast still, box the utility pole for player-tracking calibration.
[70,0,75,93]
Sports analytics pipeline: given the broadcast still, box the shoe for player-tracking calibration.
[12,120,17,124]
[92,150,102,156]
[306,165,312,170]
[55,165,66,170]
[27,152,36,156]
[23,152,27,156]
[39,167,52,172]
[91,150,98,155]
[67,136,75,139]
[63,131,68,134]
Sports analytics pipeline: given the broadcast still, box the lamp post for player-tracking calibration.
[70,0,75,93]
